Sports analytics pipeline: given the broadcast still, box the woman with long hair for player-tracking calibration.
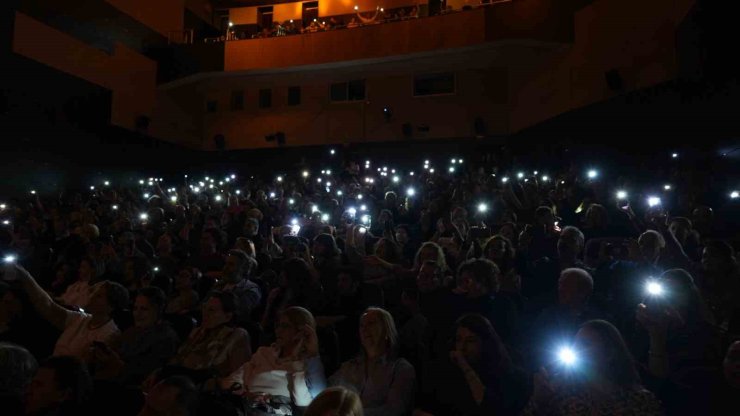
[415,314,530,416]
[523,319,661,415]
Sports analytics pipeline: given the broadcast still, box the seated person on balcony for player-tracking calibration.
[347,17,360,28]
[357,8,381,25]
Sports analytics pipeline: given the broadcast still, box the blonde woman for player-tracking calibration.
[239,306,326,413]
[329,308,415,416]
[305,386,363,416]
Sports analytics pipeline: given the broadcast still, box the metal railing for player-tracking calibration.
[168,29,195,45]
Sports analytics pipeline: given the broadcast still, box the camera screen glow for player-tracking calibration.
[407,187,415,197]
[616,190,628,200]
[731,191,739,199]
[477,203,488,213]
[587,170,598,179]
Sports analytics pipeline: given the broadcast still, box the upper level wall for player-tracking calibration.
[12,12,157,131]
[318,0,419,16]
[224,1,573,72]
[511,0,696,131]
[104,0,184,37]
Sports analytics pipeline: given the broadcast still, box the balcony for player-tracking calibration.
[224,2,574,71]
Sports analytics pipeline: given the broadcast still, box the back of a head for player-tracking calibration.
[0,343,37,397]
[457,258,501,294]
[314,233,340,257]
[104,281,131,312]
[560,268,594,296]
[579,320,640,388]
[304,386,363,416]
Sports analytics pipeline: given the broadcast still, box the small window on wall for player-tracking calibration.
[230,90,244,110]
[206,100,218,113]
[413,73,455,96]
[330,80,366,102]
[259,89,272,108]
[288,86,301,106]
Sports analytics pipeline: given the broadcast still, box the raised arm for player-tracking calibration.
[14,264,70,330]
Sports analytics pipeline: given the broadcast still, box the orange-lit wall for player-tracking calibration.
[319,0,421,16]
[12,12,157,131]
[105,0,184,37]
[153,0,696,149]
[228,4,304,26]
[230,7,258,25]
[224,1,574,72]
[274,3,304,22]
[510,0,695,131]
[225,10,486,71]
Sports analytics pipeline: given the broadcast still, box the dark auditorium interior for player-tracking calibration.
[1,1,740,415]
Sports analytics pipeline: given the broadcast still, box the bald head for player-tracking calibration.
[558,268,593,308]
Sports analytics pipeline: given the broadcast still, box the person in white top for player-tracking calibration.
[10,263,129,362]
[58,257,98,308]
[239,306,327,410]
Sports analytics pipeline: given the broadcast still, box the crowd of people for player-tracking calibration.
[0,147,739,416]
[242,6,422,40]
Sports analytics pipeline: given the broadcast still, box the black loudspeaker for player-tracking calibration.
[401,123,413,138]
[473,117,486,138]
[135,115,151,131]
[604,69,623,91]
[213,134,226,150]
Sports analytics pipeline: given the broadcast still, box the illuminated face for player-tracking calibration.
[395,228,409,244]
